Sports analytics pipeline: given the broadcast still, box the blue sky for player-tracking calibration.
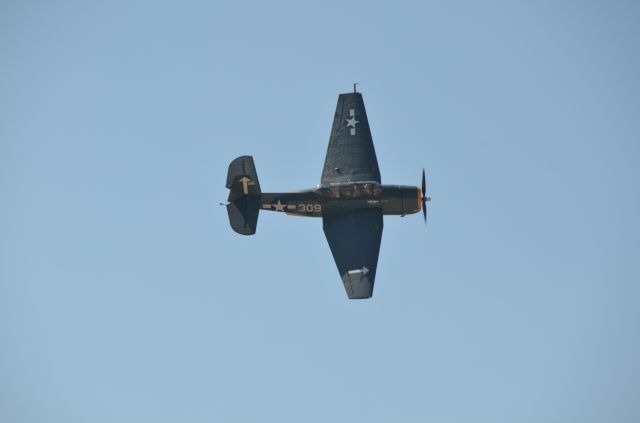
[2,1,639,421]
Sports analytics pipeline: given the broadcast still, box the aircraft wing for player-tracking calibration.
[321,93,381,184]
[323,209,383,299]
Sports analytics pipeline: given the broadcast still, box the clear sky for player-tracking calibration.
[2,1,639,422]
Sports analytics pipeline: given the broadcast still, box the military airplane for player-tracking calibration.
[225,88,430,299]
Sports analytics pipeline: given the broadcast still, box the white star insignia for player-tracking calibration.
[346,116,359,128]
[346,109,359,135]
[273,200,286,212]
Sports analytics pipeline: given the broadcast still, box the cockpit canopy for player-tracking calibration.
[317,181,383,200]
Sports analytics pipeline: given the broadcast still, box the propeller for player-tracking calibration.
[421,168,431,224]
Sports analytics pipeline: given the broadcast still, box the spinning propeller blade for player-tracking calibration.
[421,168,430,225]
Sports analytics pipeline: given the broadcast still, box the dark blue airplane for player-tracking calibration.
[225,89,430,299]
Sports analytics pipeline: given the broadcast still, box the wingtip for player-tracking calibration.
[342,272,374,299]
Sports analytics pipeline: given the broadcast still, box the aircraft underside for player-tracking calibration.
[224,90,430,299]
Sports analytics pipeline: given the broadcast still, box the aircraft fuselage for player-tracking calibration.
[260,181,422,217]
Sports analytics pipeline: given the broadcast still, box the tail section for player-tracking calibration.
[226,156,262,235]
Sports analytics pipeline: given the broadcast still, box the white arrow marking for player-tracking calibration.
[239,176,254,195]
[348,266,369,275]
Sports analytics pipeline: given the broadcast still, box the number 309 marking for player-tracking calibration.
[298,204,321,213]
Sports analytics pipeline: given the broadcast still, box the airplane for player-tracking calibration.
[224,87,430,299]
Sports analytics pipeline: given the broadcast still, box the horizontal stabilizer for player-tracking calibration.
[226,156,262,235]
[227,200,259,235]
[227,156,261,197]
